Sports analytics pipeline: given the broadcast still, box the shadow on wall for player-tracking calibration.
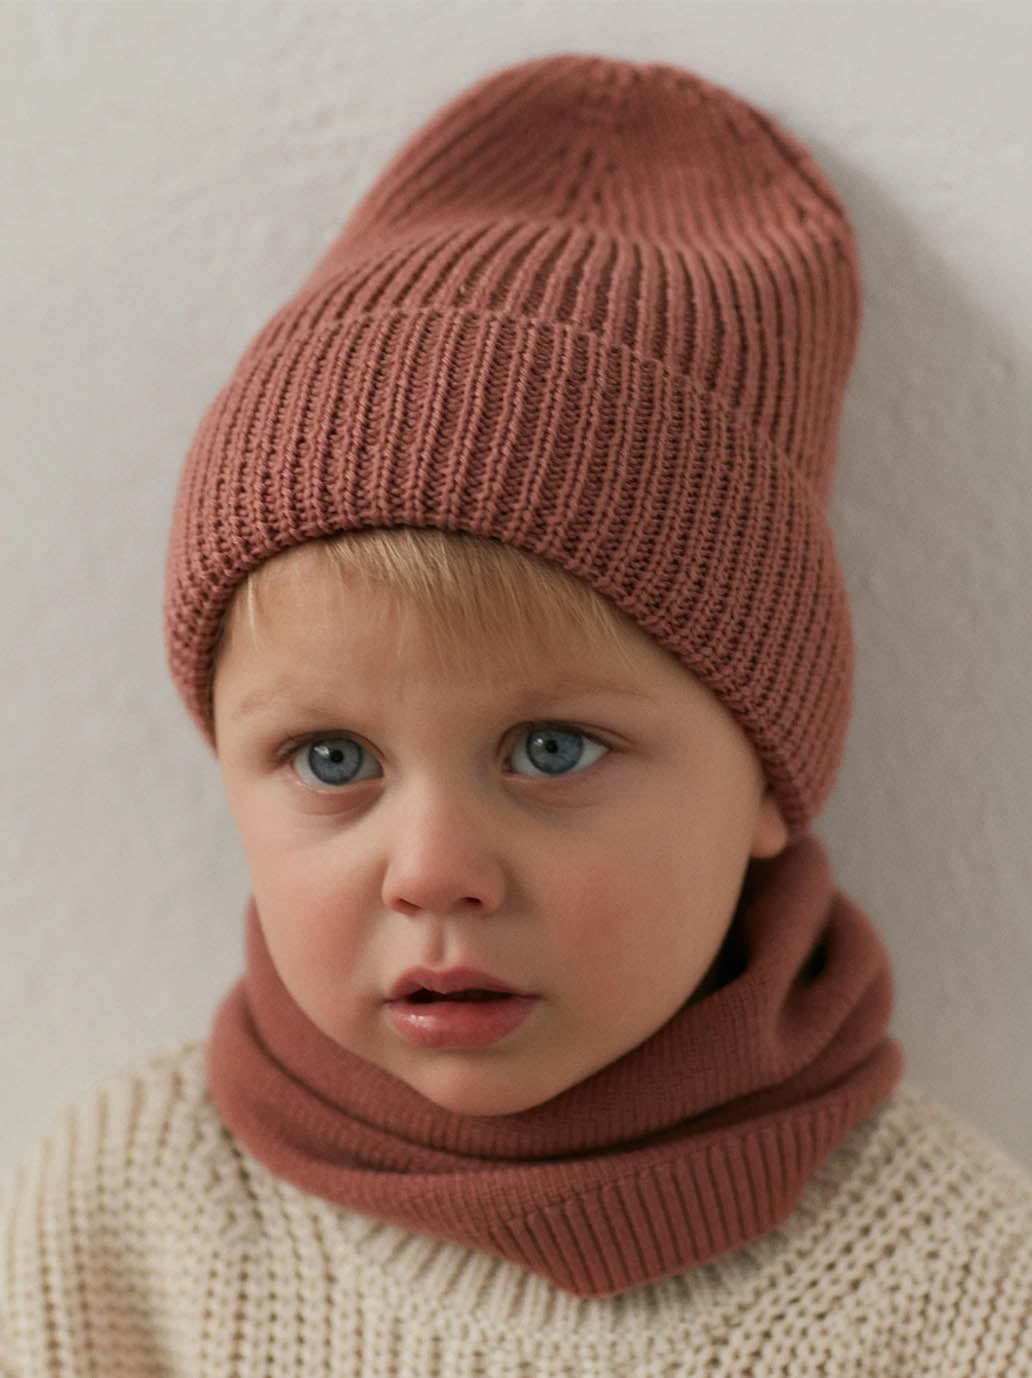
[808,143,1032,1169]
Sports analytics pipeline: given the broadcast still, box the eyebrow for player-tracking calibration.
[228,685,296,722]
[228,673,653,723]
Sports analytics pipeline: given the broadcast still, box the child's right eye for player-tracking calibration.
[291,736,382,789]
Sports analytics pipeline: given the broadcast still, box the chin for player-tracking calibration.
[403,1065,562,1118]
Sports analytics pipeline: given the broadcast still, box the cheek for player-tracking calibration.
[535,839,674,968]
[547,827,697,916]
[248,851,378,1042]
[233,815,374,964]
[231,786,342,890]
[542,833,740,981]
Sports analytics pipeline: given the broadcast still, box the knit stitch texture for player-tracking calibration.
[4,1042,1032,1376]
[206,833,903,1297]
[165,52,861,835]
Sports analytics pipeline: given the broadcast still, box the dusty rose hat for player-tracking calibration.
[164,52,861,836]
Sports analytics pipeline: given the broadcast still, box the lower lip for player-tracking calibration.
[385,995,538,1048]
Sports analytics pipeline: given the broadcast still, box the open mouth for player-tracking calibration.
[406,989,514,1003]
[386,979,538,1047]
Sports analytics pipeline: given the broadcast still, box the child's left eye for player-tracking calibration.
[507,725,608,777]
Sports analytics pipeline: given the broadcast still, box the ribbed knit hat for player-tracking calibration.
[165,52,861,837]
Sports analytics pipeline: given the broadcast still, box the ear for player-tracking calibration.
[750,788,790,859]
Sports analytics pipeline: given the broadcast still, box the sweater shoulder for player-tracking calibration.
[780,1075,1032,1267]
[1,1040,227,1218]
[733,1077,1032,1359]
[1,1038,246,1250]
[0,1041,244,1377]
[840,1075,1032,1189]
[849,1076,1032,1215]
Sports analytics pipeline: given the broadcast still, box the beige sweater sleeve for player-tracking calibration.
[3,1041,1032,1377]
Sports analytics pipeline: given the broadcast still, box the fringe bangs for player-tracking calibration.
[215,528,638,672]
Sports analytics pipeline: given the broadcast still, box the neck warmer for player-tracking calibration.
[206,835,904,1297]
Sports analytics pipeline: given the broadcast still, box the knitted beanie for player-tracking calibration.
[164,52,861,836]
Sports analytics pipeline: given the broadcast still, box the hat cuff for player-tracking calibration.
[165,302,853,833]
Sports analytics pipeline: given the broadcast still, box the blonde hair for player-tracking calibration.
[214,527,644,675]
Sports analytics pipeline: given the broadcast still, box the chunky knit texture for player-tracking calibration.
[4,1041,1031,1377]
[165,52,861,835]
[207,834,903,1297]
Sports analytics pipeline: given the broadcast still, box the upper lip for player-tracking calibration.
[387,966,528,1000]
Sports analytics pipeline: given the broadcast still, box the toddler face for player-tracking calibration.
[213,548,787,1115]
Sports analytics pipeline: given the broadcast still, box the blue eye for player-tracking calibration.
[292,736,381,788]
[509,725,608,777]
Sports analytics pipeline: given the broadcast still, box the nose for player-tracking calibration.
[380,783,508,918]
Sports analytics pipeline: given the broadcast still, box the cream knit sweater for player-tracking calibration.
[3,1041,1031,1377]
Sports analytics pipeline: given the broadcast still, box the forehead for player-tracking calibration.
[215,547,692,719]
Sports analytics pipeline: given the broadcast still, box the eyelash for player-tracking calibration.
[276,723,614,786]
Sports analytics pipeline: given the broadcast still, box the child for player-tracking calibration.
[4,52,1031,1376]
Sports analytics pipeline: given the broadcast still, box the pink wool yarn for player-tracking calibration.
[164,53,861,835]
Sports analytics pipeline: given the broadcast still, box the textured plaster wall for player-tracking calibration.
[2,0,1030,1180]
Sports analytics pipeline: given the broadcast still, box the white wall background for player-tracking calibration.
[2,0,1030,1181]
